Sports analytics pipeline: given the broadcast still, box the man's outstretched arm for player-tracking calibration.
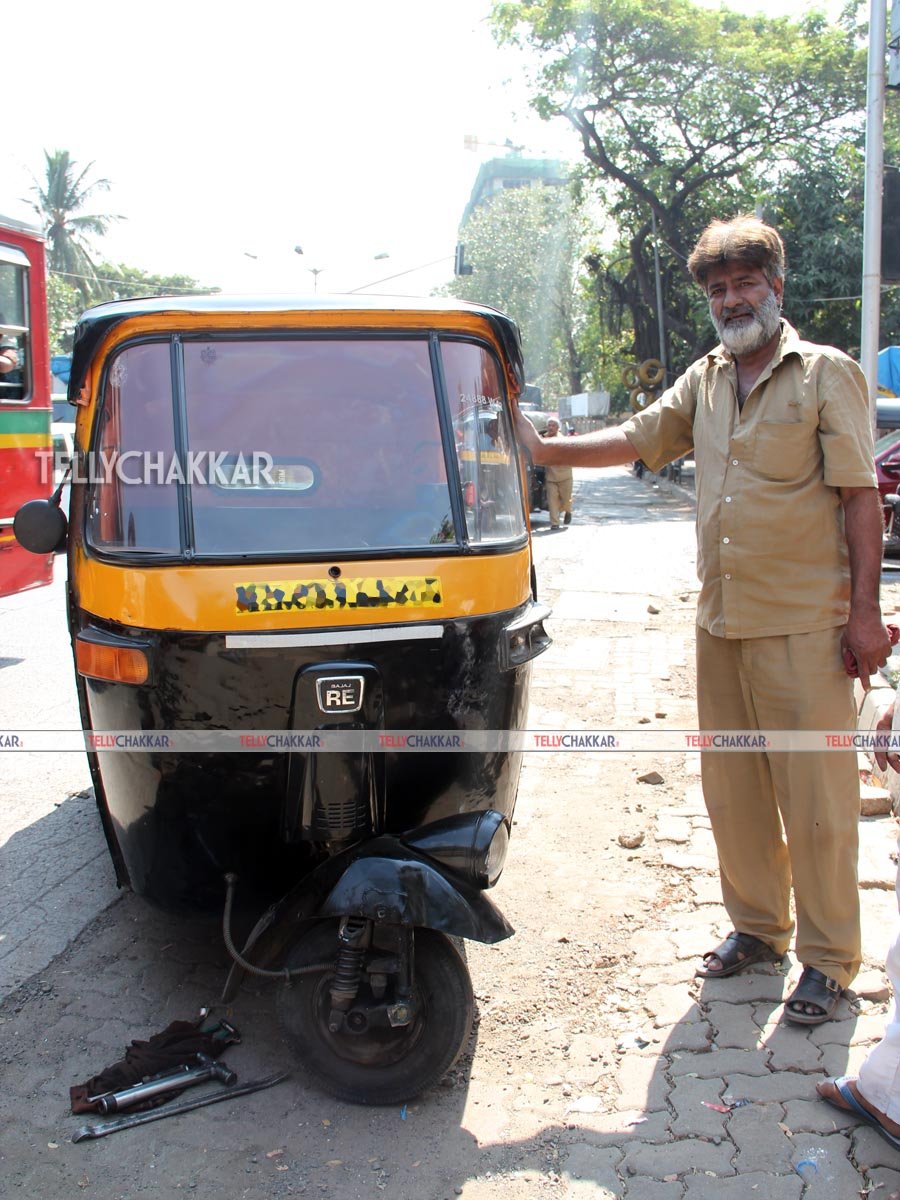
[513,407,639,469]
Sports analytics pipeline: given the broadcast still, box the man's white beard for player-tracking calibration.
[711,288,782,356]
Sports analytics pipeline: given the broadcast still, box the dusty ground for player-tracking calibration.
[2,467,899,1199]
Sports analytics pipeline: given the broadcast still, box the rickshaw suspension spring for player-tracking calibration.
[330,918,369,1006]
[221,874,333,982]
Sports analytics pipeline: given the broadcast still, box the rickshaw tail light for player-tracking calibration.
[76,637,150,685]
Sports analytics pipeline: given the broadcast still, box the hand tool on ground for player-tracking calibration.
[89,1052,237,1113]
[72,1070,290,1142]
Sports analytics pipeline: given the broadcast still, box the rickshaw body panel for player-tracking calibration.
[63,296,547,915]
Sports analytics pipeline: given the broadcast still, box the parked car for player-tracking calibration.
[875,429,900,552]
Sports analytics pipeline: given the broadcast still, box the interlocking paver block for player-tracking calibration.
[668,1048,769,1079]
[728,1101,795,1173]
[781,1097,857,1135]
[671,927,716,961]
[622,1182,686,1200]
[667,1074,730,1139]
[704,1001,763,1049]
[682,1173,801,1199]
[619,1139,733,1179]
[695,972,787,1004]
[576,1108,671,1146]
[722,1071,825,1104]
[640,962,696,988]
[660,1021,712,1053]
[819,1041,870,1080]
[807,1009,861,1045]
[762,1025,823,1072]
[631,931,682,966]
[865,1165,900,1197]
[792,1135,860,1198]
[644,986,703,1027]
[852,1124,900,1170]
[614,1054,670,1112]
[562,1143,623,1198]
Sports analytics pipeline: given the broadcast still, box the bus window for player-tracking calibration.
[0,245,29,403]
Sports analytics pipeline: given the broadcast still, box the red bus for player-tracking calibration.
[0,215,53,597]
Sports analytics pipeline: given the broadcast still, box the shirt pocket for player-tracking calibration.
[753,420,818,481]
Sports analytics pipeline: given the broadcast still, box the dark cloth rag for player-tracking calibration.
[70,1015,239,1114]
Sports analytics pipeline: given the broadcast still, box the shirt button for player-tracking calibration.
[724,573,732,580]
[731,459,739,466]
[725,496,732,503]
[722,537,730,544]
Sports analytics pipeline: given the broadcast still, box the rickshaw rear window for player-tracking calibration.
[86,335,526,557]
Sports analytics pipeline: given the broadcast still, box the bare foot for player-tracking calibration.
[816,1077,900,1139]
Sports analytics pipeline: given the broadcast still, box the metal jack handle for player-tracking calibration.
[72,1071,290,1142]
[91,1052,237,1114]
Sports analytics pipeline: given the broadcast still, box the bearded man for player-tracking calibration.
[515,215,891,1025]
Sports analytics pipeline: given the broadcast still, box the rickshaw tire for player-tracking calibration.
[276,922,474,1105]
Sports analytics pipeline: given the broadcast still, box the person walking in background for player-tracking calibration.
[543,418,573,529]
[514,215,891,1025]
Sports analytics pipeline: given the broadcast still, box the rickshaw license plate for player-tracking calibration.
[316,675,365,714]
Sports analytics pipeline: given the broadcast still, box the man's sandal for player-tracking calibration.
[696,931,779,978]
[817,1077,900,1149]
[783,966,843,1025]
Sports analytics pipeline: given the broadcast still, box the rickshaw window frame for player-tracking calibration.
[82,328,530,566]
[436,332,529,548]
[84,334,184,565]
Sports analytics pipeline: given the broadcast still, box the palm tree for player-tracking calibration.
[26,150,121,302]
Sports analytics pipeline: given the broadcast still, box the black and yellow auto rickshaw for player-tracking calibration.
[15,295,550,1103]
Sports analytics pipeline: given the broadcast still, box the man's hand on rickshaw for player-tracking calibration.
[511,400,544,462]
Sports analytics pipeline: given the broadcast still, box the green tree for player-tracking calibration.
[764,87,900,356]
[46,274,82,355]
[492,0,865,373]
[446,184,591,396]
[26,149,121,303]
[92,261,218,303]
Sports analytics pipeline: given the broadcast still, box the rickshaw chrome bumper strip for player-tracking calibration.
[225,625,444,649]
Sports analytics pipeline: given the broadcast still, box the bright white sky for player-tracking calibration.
[3,0,850,299]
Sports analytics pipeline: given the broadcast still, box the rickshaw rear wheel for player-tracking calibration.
[276,921,474,1105]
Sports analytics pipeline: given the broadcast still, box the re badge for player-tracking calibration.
[316,675,365,714]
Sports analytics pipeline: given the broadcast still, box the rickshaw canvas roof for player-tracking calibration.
[67,294,525,404]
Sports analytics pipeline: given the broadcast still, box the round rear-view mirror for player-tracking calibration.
[14,499,68,554]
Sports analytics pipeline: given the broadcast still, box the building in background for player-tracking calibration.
[461,155,568,226]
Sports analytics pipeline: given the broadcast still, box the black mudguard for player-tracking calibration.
[221,835,514,1002]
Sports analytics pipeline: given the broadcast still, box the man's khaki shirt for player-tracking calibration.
[621,322,876,639]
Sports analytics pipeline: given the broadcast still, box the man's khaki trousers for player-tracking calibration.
[696,625,861,988]
[546,477,573,526]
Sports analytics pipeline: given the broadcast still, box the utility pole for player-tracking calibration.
[861,0,887,431]
[650,210,668,379]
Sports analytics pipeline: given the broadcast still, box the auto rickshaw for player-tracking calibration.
[14,294,550,1104]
